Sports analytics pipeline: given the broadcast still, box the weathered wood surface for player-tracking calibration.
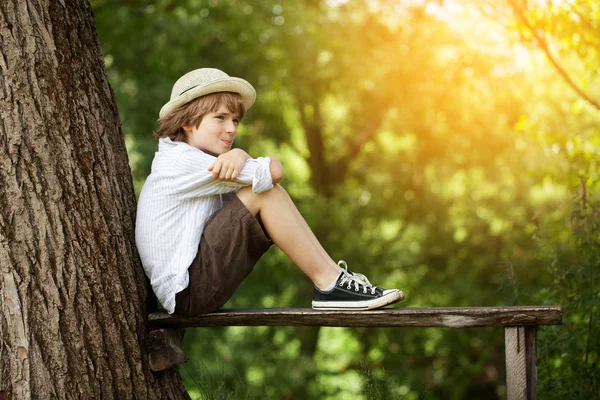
[148,306,562,330]
[505,327,538,400]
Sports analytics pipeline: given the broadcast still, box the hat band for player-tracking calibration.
[178,84,199,96]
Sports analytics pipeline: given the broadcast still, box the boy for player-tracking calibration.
[135,68,404,315]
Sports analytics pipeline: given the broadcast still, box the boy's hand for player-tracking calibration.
[208,149,251,181]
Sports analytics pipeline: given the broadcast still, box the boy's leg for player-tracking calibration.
[236,184,404,310]
[236,184,341,290]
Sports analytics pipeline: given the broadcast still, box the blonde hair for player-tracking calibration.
[154,92,246,142]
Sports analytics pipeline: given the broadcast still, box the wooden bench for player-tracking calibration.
[148,306,562,400]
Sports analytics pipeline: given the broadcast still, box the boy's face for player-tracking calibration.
[182,104,240,155]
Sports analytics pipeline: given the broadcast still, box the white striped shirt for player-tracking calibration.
[135,138,273,314]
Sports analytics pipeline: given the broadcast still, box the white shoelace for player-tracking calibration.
[337,260,378,295]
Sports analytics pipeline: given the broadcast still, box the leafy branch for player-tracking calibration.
[508,0,600,112]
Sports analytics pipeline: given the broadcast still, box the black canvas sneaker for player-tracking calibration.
[312,261,405,310]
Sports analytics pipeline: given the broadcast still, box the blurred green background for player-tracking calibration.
[91,0,599,398]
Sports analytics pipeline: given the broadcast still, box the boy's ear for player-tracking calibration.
[181,125,193,133]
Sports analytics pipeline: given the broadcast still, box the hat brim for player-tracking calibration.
[159,77,256,119]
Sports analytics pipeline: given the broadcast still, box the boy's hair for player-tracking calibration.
[154,92,246,142]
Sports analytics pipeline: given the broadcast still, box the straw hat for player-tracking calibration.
[159,68,256,119]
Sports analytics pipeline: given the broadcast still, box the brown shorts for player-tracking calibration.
[174,195,272,316]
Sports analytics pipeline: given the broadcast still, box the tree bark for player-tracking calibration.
[0,1,188,398]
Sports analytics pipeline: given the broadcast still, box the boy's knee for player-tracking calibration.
[236,184,287,209]
[239,183,285,196]
[268,183,289,199]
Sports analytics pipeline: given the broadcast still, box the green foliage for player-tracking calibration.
[90,0,599,398]
[536,177,599,399]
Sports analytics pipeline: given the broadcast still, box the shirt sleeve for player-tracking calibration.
[172,149,274,198]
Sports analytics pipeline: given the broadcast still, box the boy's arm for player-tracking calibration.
[210,149,284,185]
[208,149,251,181]
[173,149,276,198]
[269,158,284,184]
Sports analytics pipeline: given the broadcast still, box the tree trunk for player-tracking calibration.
[0,1,188,398]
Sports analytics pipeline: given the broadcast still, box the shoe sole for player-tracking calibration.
[311,290,405,311]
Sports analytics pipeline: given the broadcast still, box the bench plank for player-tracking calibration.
[148,306,562,330]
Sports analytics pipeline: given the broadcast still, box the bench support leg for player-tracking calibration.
[505,326,537,400]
